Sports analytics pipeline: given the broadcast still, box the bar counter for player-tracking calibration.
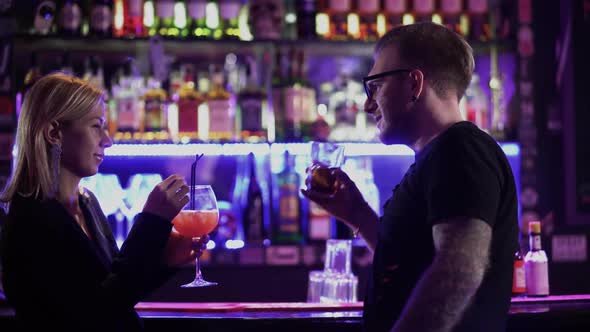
[2,295,590,331]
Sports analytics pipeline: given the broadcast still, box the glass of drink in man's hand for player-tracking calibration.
[307,142,345,194]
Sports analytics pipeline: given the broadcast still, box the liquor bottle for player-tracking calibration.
[467,0,489,42]
[359,157,380,215]
[24,53,43,94]
[383,0,407,33]
[58,0,83,36]
[248,0,283,40]
[154,0,175,36]
[315,0,330,39]
[82,55,105,90]
[188,0,210,38]
[274,47,303,142]
[282,0,297,40]
[238,57,266,142]
[464,74,489,131]
[489,45,506,140]
[32,0,57,35]
[296,49,316,141]
[296,0,316,40]
[143,0,156,35]
[413,0,434,23]
[114,59,143,135]
[440,0,463,35]
[59,52,75,76]
[207,64,235,141]
[512,250,526,296]
[90,0,113,37]
[143,77,167,134]
[243,153,266,245]
[524,221,550,296]
[174,0,189,37]
[271,49,285,140]
[308,200,333,242]
[114,0,145,37]
[83,56,117,135]
[177,65,203,140]
[219,0,241,40]
[357,0,379,41]
[274,151,303,244]
[328,0,354,40]
[328,0,351,40]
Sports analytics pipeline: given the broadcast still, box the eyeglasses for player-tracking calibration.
[362,69,412,100]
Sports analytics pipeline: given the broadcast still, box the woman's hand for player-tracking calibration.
[143,174,189,221]
[162,232,209,267]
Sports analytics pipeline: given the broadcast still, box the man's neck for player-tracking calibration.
[411,97,463,153]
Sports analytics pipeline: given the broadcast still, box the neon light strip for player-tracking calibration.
[104,143,519,157]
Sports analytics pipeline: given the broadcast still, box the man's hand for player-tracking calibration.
[162,232,209,267]
[301,168,379,251]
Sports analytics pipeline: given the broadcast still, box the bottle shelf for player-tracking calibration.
[12,35,515,57]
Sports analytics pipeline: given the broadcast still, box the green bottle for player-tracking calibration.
[274,151,303,244]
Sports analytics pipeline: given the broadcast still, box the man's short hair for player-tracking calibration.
[375,22,474,101]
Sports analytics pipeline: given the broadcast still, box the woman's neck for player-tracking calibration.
[56,170,81,211]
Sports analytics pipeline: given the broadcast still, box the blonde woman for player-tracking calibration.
[0,73,208,331]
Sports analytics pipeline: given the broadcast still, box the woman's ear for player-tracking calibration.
[44,121,63,146]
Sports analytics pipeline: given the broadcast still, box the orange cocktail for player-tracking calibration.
[173,210,219,237]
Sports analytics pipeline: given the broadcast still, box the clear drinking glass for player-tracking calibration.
[172,185,219,287]
[324,239,352,275]
[307,270,327,303]
[307,142,345,194]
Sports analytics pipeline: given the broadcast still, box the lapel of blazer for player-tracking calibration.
[45,198,113,270]
[79,189,119,264]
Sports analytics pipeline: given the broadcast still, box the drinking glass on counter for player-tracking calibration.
[307,239,358,303]
[307,141,345,194]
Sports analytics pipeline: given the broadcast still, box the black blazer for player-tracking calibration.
[0,189,174,331]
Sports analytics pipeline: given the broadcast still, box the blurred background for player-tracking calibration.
[0,0,588,302]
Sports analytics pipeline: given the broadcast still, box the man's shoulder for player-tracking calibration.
[421,122,504,165]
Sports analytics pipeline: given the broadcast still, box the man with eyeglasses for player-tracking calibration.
[303,22,518,332]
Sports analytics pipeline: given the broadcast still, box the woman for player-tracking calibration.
[0,73,207,331]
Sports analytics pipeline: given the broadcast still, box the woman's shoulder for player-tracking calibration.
[7,193,45,217]
[2,194,51,245]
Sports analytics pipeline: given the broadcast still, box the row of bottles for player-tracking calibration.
[314,0,507,42]
[230,151,380,246]
[21,51,269,142]
[82,150,380,249]
[22,47,373,143]
[513,221,550,297]
[21,49,508,143]
[29,0,244,39]
[27,0,514,42]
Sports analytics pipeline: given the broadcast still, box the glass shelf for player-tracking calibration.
[104,142,519,157]
[12,35,515,57]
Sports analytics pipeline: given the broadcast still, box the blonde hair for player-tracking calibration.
[0,72,104,203]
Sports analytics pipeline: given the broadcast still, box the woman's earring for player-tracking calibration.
[51,143,62,195]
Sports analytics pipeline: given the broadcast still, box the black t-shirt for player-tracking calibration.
[363,121,519,332]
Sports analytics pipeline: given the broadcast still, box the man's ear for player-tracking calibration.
[44,121,63,146]
[409,69,424,101]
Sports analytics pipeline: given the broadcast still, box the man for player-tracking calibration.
[302,22,518,332]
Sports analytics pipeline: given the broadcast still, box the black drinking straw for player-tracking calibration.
[190,153,204,210]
